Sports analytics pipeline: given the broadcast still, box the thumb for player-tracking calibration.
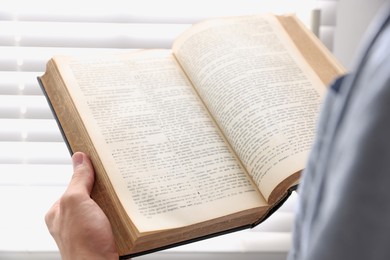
[66,152,95,196]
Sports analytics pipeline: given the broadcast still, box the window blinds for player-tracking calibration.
[0,1,317,259]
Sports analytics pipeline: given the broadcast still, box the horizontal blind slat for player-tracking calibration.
[0,119,62,142]
[0,95,53,119]
[253,212,293,233]
[0,71,43,95]
[0,164,71,186]
[0,46,140,72]
[0,21,191,48]
[0,142,70,164]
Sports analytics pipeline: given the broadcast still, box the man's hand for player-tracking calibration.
[45,152,119,260]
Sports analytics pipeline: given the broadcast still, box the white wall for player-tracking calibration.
[333,0,386,69]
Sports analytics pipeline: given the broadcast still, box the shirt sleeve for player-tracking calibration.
[289,3,390,259]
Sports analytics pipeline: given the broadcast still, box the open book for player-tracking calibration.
[38,14,344,258]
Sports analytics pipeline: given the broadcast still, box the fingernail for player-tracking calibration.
[72,152,84,169]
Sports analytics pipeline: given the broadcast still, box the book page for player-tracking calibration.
[54,50,266,232]
[173,14,326,201]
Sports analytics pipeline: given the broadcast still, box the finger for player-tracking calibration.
[66,152,95,196]
[45,199,60,234]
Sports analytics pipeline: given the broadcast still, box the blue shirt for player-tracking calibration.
[288,2,390,259]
